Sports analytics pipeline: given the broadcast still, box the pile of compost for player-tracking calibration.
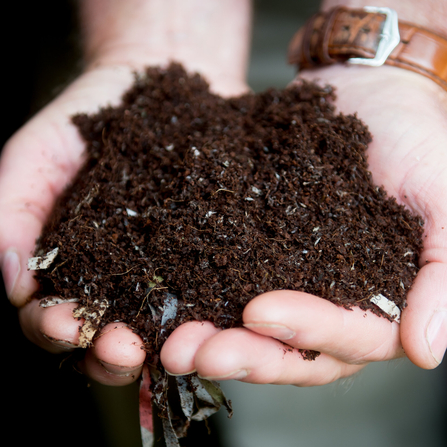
[32,63,423,363]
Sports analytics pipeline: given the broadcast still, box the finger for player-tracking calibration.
[242,290,403,364]
[78,322,146,386]
[193,327,363,386]
[401,261,447,369]
[19,299,146,385]
[160,321,221,375]
[0,67,136,306]
[399,149,447,369]
[0,120,84,305]
[18,299,82,353]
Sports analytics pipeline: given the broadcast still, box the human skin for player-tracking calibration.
[161,0,447,382]
[3,0,447,387]
[1,0,252,386]
[164,63,447,384]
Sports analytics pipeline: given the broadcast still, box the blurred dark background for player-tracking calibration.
[3,1,447,447]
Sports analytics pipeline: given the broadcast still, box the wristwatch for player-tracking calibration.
[288,6,447,91]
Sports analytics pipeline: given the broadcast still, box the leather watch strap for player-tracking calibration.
[288,6,447,91]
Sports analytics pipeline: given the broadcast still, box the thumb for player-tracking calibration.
[401,261,447,369]
[0,66,135,306]
[400,173,447,369]
[0,108,84,306]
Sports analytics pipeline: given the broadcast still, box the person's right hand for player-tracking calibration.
[1,0,252,386]
[1,60,249,386]
[0,66,151,385]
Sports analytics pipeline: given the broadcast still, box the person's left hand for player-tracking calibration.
[161,290,401,384]
[1,66,151,385]
[161,64,447,385]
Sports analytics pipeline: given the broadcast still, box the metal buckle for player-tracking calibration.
[348,6,400,67]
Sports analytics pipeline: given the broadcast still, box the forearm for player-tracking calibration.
[79,0,252,92]
[321,0,447,36]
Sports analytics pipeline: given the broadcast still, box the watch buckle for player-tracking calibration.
[348,6,400,67]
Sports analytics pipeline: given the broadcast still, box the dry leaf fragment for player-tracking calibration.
[73,298,109,347]
[140,366,233,447]
[160,293,178,333]
[28,247,59,270]
[370,293,401,323]
[189,375,233,420]
[39,297,79,307]
[176,375,194,420]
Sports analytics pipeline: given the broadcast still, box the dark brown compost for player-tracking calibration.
[32,63,423,363]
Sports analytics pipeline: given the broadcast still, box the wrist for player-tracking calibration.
[79,0,252,96]
[321,0,447,37]
[290,2,447,95]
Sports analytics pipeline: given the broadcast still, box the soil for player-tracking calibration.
[32,63,424,365]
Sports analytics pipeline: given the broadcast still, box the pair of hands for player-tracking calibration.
[2,61,447,387]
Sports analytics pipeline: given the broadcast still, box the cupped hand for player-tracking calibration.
[0,65,150,385]
[0,62,249,386]
[161,291,400,385]
[161,65,447,385]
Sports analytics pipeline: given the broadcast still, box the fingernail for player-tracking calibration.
[2,249,21,299]
[426,310,447,364]
[42,334,78,350]
[166,369,197,376]
[99,361,144,377]
[243,323,296,340]
[198,369,249,381]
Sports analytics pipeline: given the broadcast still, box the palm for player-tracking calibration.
[301,64,447,368]
[303,65,447,200]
